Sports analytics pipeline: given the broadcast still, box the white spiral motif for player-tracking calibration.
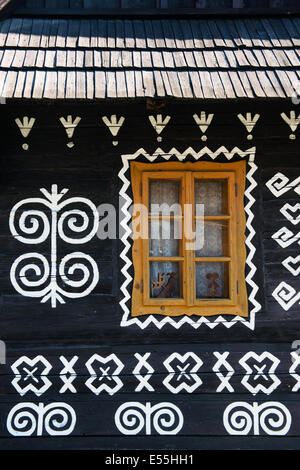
[9,185,100,307]
[259,402,292,436]
[7,403,40,436]
[223,402,254,436]
[151,403,184,435]
[223,402,292,436]
[115,402,146,435]
[58,253,99,298]
[115,402,184,436]
[10,204,51,245]
[57,197,99,245]
[43,403,77,436]
[10,253,50,297]
[7,402,76,437]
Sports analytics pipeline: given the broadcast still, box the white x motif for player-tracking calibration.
[213,352,235,393]
[133,353,155,392]
[289,352,300,392]
[59,356,78,394]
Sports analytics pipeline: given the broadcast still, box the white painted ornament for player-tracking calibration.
[102,115,125,146]
[148,114,171,142]
[133,353,155,392]
[272,282,300,311]
[11,355,52,396]
[280,203,300,225]
[59,115,81,148]
[213,352,235,393]
[223,401,292,436]
[85,353,124,396]
[193,112,214,141]
[9,184,99,308]
[7,402,76,437]
[59,356,79,394]
[115,402,184,435]
[163,352,203,394]
[281,111,300,140]
[266,173,300,197]
[272,227,300,248]
[237,113,260,140]
[239,352,281,395]
[15,116,36,150]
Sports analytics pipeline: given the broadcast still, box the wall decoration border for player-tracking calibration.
[118,146,260,330]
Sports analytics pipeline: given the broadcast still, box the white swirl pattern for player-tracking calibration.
[9,184,99,307]
[223,401,292,436]
[115,402,184,435]
[7,402,76,436]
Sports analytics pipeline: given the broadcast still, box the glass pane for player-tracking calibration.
[149,219,181,257]
[149,180,181,215]
[150,262,182,299]
[194,179,228,216]
[196,262,229,299]
[195,221,229,257]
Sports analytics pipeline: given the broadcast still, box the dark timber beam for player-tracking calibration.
[11,7,300,18]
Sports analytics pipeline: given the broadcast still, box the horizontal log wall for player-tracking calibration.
[0,98,299,450]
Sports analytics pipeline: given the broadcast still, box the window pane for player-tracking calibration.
[149,219,181,257]
[150,262,182,298]
[194,180,228,216]
[195,221,229,257]
[196,262,229,299]
[149,180,181,215]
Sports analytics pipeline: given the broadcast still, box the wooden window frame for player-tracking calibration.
[131,160,248,318]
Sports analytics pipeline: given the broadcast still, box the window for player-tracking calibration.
[131,160,248,317]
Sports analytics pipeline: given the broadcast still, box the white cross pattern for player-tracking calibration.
[59,356,79,394]
[213,352,235,393]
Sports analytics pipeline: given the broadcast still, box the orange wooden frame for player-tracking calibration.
[130,160,248,317]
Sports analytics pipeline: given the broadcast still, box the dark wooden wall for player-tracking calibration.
[16,0,300,10]
[0,98,300,450]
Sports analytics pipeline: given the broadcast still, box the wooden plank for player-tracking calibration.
[86,70,94,99]
[16,18,31,48]
[151,50,163,68]
[134,70,145,96]
[151,19,166,48]
[203,50,218,68]
[132,50,141,68]
[43,70,57,98]
[107,19,116,48]
[65,69,76,98]
[5,17,22,47]
[115,19,125,48]
[13,70,26,98]
[110,50,122,68]
[106,71,117,97]
[0,49,15,68]
[11,49,26,68]
[39,18,51,48]
[133,19,147,49]
[169,19,185,49]
[245,71,266,97]
[56,49,67,68]
[94,49,101,67]
[76,50,84,68]
[94,70,106,97]
[193,50,206,68]
[0,18,11,47]
[218,70,235,98]
[32,69,46,98]
[66,20,80,48]
[153,69,165,97]
[56,19,68,48]
[85,50,93,67]
[161,19,176,49]
[78,19,90,47]
[207,19,226,48]
[256,70,278,97]
[281,17,300,47]
[35,49,45,68]
[48,19,59,48]
[198,70,215,98]
[0,70,7,97]
[215,19,235,48]
[162,51,175,68]
[189,19,204,49]
[228,70,246,97]
[173,51,187,68]
[1,70,17,97]
[44,50,56,68]
[76,71,86,98]
[268,17,293,47]
[125,69,135,97]
[209,70,226,98]
[276,69,294,97]
[124,19,135,48]
[121,49,132,67]
[141,50,152,68]
[177,71,193,98]
[142,70,155,97]
[23,69,34,98]
[183,50,196,68]
[143,20,156,48]
[66,50,76,68]
[97,19,107,48]
[160,70,172,96]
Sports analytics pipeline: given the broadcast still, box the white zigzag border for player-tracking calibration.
[118,146,261,330]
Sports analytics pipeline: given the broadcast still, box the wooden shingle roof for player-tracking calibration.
[0,16,299,99]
